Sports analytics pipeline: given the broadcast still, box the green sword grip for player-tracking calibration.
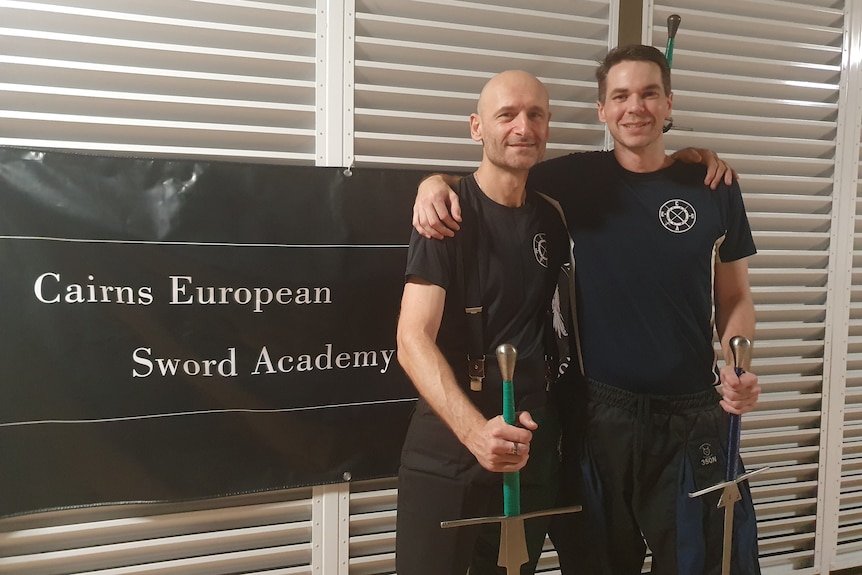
[664,37,675,68]
[497,343,520,517]
[502,378,520,517]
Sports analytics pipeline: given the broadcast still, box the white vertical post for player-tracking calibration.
[311,483,351,575]
[814,1,862,571]
[601,0,622,151]
[311,2,352,570]
[640,0,653,46]
[316,0,346,167]
[343,0,356,169]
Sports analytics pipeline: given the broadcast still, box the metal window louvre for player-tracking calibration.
[648,1,859,573]
[351,0,614,170]
[0,487,316,575]
[347,479,397,575]
[0,0,318,162]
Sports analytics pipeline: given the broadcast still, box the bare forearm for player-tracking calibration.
[715,291,760,415]
[397,334,485,445]
[421,173,462,188]
[716,293,755,365]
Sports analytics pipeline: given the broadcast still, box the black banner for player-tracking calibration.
[0,149,423,517]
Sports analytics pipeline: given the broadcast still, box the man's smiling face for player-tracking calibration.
[597,59,673,155]
[471,70,551,172]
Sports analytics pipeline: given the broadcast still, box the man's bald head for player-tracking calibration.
[471,70,551,172]
[477,70,549,116]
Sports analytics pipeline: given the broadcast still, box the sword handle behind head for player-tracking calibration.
[667,14,681,40]
[663,14,681,128]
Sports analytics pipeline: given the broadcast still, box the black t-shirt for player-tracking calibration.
[405,174,569,387]
[527,151,756,394]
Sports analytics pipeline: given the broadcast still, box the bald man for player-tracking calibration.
[395,70,571,574]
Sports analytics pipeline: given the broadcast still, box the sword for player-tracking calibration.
[663,14,681,133]
[441,344,581,574]
[664,14,681,69]
[688,335,768,575]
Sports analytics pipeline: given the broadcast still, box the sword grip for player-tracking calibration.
[503,378,520,517]
[726,411,741,482]
[726,336,751,481]
[498,344,520,517]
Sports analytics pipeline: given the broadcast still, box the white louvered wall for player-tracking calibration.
[349,0,614,169]
[2,0,862,574]
[649,0,860,573]
[838,1,862,570]
[0,0,319,162]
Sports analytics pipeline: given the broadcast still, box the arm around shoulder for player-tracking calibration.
[413,174,464,240]
[671,147,739,189]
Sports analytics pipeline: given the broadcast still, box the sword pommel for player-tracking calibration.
[667,14,681,39]
[729,336,752,372]
[496,344,517,382]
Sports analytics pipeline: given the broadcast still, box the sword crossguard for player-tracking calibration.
[687,466,770,501]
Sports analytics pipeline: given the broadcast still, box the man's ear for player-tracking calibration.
[596,100,607,124]
[469,113,482,142]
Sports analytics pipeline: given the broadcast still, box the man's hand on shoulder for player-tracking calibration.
[671,148,739,190]
[413,174,463,239]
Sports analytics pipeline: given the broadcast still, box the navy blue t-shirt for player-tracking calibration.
[528,151,756,394]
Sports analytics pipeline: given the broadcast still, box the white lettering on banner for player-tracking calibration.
[252,344,395,375]
[132,347,238,378]
[169,275,332,313]
[130,345,395,378]
[34,272,153,305]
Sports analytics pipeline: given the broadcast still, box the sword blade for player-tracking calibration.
[718,482,742,575]
[721,499,735,575]
[498,518,529,575]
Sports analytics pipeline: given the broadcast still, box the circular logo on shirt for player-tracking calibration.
[659,199,696,233]
[533,233,548,268]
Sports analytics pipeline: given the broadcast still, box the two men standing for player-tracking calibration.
[398,45,762,575]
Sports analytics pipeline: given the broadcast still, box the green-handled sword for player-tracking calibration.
[665,14,681,69]
[688,336,769,575]
[663,14,681,133]
[441,344,581,574]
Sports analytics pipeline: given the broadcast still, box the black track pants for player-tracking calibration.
[396,393,560,575]
[549,379,761,575]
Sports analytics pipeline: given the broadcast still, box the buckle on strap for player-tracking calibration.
[468,356,485,392]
